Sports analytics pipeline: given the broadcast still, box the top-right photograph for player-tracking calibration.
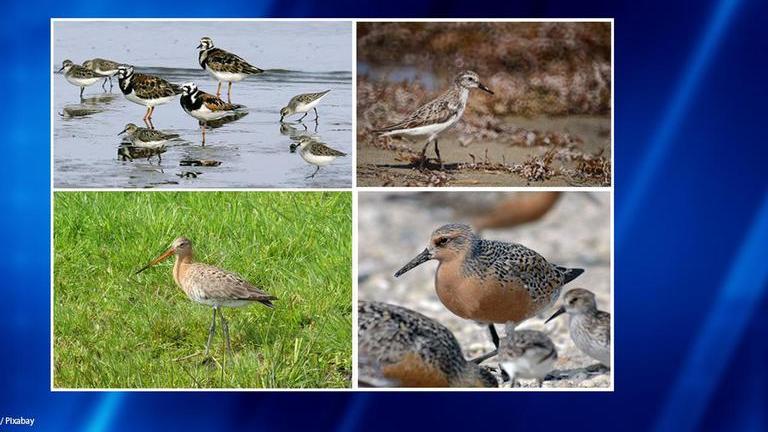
[356,21,612,187]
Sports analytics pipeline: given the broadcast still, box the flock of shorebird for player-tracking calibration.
[360,223,611,388]
[58,36,346,178]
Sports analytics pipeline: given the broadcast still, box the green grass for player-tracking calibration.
[53,191,352,389]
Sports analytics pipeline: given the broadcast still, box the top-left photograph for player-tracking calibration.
[52,20,353,189]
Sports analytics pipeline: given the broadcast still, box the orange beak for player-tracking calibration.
[135,247,175,275]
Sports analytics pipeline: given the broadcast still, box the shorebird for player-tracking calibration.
[135,237,277,357]
[59,59,101,98]
[373,70,493,169]
[116,65,182,125]
[472,192,562,233]
[546,288,610,367]
[83,58,120,91]
[394,223,584,351]
[280,90,331,123]
[118,123,179,149]
[197,36,263,103]
[180,82,244,145]
[358,301,497,388]
[498,326,557,388]
[289,136,347,178]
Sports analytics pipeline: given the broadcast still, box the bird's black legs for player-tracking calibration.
[108,76,113,91]
[306,165,320,179]
[297,112,308,123]
[219,308,232,355]
[488,324,500,348]
[313,107,319,121]
[204,307,217,356]
[101,78,108,92]
[434,139,443,169]
[79,87,84,98]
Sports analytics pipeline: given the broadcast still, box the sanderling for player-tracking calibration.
[289,136,347,179]
[498,326,557,388]
[59,59,102,98]
[546,288,610,368]
[83,58,120,91]
[374,70,493,169]
[118,123,179,149]
[280,90,331,123]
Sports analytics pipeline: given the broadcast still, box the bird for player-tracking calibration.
[118,123,179,149]
[197,36,263,103]
[373,70,493,169]
[472,192,562,233]
[358,301,497,388]
[116,65,182,124]
[394,223,584,352]
[179,82,244,145]
[498,326,557,388]
[546,288,610,367]
[58,59,102,98]
[289,136,347,179]
[280,90,331,123]
[82,58,120,91]
[135,236,277,357]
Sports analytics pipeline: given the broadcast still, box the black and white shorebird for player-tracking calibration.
[83,58,120,91]
[197,36,263,103]
[374,70,493,169]
[116,65,182,124]
[289,136,347,179]
[118,123,179,149]
[179,82,244,145]
[280,90,331,123]
[59,59,102,98]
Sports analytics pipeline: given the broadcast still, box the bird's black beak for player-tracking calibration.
[478,83,494,95]
[118,128,127,136]
[394,248,432,277]
[196,43,203,49]
[58,65,65,72]
[545,306,566,324]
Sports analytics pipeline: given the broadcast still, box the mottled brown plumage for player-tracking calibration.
[547,288,610,367]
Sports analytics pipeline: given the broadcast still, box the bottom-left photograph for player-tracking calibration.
[53,191,352,389]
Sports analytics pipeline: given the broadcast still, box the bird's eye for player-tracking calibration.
[435,237,449,246]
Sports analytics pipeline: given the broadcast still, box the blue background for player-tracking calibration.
[4,0,768,431]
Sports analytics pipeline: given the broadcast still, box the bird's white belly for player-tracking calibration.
[185,104,233,122]
[500,355,554,380]
[295,96,326,114]
[65,75,100,87]
[300,150,336,166]
[384,117,457,138]
[125,91,175,107]
[132,139,167,149]
[207,68,247,83]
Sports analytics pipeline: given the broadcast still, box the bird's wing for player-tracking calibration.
[133,73,180,99]
[206,48,263,74]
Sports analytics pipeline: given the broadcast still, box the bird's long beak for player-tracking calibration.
[118,127,127,136]
[394,248,432,277]
[545,306,566,324]
[196,43,203,49]
[135,247,174,275]
[58,65,65,72]
[478,83,494,95]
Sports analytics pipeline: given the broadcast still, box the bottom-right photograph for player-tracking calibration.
[357,191,611,389]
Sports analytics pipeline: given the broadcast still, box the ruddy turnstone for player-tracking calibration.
[358,301,498,388]
[374,70,493,169]
[197,36,263,102]
[394,223,584,352]
[280,90,331,123]
[289,136,347,179]
[179,82,244,145]
[116,65,182,122]
[118,123,179,149]
[546,288,611,367]
[83,58,120,91]
[58,59,101,98]
[498,326,557,388]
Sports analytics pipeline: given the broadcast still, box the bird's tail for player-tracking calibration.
[245,64,264,74]
[559,267,585,284]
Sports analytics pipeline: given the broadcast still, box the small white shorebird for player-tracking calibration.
[179,82,244,145]
[290,136,347,179]
[83,58,120,91]
[118,123,179,149]
[498,326,558,388]
[280,90,331,123]
[197,36,263,103]
[135,237,277,357]
[373,70,493,169]
[59,60,102,98]
[546,288,611,368]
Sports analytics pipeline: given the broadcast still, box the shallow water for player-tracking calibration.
[53,21,353,188]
